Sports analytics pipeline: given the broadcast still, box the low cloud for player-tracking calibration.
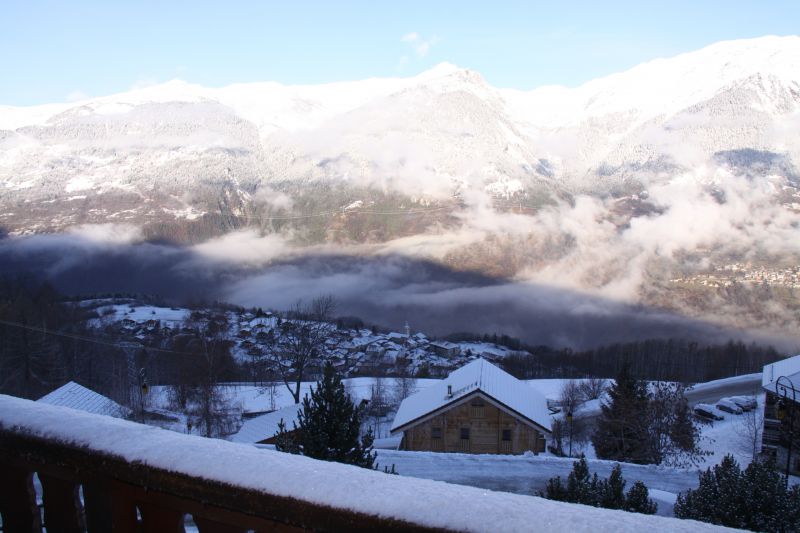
[65,90,88,103]
[400,31,439,58]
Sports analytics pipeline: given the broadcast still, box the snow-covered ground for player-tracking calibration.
[88,303,191,327]
[374,449,697,517]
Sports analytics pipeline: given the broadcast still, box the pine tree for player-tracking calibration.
[675,455,800,532]
[274,362,376,469]
[599,464,627,510]
[625,481,657,515]
[565,456,598,505]
[543,475,567,501]
[540,458,656,514]
[592,363,650,463]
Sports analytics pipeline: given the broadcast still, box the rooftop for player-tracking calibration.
[391,358,551,434]
[37,380,130,418]
[762,354,800,398]
[229,403,301,444]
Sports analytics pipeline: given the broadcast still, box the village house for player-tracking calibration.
[230,403,302,445]
[430,341,460,358]
[390,358,551,454]
[761,353,800,476]
[37,381,130,419]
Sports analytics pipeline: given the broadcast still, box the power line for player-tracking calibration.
[0,318,192,355]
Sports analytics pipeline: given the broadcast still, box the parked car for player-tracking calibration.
[694,403,724,421]
[716,399,743,415]
[728,396,757,411]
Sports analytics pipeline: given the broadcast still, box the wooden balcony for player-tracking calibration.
[0,395,446,533]
[0,394,727,532]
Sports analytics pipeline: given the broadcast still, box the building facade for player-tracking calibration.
[391,358,551,454]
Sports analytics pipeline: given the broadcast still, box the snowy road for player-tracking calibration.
[683,373,762,406]
[375,450,700,515]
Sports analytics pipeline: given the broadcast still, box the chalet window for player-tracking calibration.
[502,429,512,441]
[431,427,442,439]
[470,398,485,417]
[460,427,470,440]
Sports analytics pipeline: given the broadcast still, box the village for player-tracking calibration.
[87,298,518,379]
[670,262,800,289]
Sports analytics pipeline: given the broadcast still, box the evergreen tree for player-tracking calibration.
[565,456,599,505]
[625,481,657,514]
[674,455,800,532]
[592,363,650,463]
[275,362,376,469]
[543,475,567,501]
[599,464,627,510]
[540,458,656,514]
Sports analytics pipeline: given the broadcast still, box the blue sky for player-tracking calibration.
[1,0,798,105]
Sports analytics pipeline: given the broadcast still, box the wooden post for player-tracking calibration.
[138,501,186,532]
[0,465,42,533]
[39,473,85,532]
[83,479,113,532]
[110,482,139,533]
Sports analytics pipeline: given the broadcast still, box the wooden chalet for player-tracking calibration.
[390,358,551,454]
[761,354,800,475]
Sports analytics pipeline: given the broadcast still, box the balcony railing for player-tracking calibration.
[0,394,724,532]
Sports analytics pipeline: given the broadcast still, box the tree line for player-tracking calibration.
[500,337,785,383]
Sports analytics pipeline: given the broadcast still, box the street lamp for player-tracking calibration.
[566,411,574,458]
[775,375,797,487]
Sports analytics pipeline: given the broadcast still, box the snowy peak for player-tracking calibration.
[2,35,800,236]
[507,35,800,127]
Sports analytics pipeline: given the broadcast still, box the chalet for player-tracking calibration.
[430,341,460,357]
[230,403,301,445]
[761,354,800,476]
[37,381,130,419]
[390,358,550,454]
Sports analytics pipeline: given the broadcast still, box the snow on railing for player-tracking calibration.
[0,394,726,532]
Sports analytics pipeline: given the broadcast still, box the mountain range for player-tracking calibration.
[1,35,800,344]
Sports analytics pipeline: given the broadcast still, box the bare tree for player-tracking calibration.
[559,380,583,416]
[264,295,337,404]
[579,377,608,401]
[172,320,241,438]
[645,383,707,467]
[559,380,589,456]
[259,368,280,412]
[366,377,390,438]
[391,366,418,409]
[734,392,764,463]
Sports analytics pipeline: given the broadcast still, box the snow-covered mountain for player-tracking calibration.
[1,35,799,238]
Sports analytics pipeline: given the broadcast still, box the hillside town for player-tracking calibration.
[670,263,800,289]
[87,298,518,379]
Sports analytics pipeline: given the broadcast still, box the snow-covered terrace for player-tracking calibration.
[0,395,729,532]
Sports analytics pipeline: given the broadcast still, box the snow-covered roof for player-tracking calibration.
[229,403,301,444]
[391,358,551,434]
[37,381,130,418]
[762,354,800,399]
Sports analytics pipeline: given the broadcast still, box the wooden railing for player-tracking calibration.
[0,395,729,533]
[0,397,446,533]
